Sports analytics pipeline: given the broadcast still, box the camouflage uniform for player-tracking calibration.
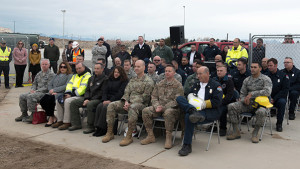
[183,73,198,96]
[142,78,184,132]
[106,74,154,128]
[228,74,272,126]
[157,72,182,84]
[19,69,55,113]
[147,73,159,83]
[127,67,137,79]
[111,45,122,61]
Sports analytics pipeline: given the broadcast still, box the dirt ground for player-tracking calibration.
[0,133,156,169]
[0,89,156,169]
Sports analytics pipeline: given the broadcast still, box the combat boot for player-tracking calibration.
[164,131,173,149]
[120,122,135,146]
[15,112,28,122]
[24,113,34,123]
[226,123,241,140]
[102,124,114,143]
[251,126,260,143]
[141,128,155,145]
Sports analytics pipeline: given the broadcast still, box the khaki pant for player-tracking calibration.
[56,96,81,123]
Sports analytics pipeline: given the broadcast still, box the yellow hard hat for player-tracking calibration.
[252,96,273,108]
[187,94,204,110]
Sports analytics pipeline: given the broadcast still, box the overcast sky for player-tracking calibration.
[1,0,300,41]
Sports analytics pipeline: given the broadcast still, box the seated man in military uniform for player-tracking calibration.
[227,62,272,143]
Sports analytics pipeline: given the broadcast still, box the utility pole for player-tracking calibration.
[61,10,66,47]
[183,6,186,42]
[13,21,15,33]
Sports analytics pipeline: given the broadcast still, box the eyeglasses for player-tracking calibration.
[18,43,23,44]
[284,62,291,64]
[60,66,67,69]
[154,60,160,61]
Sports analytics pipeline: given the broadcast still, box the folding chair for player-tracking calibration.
[117,113,144,139]
[80,107,88,125]
[238,109,272,141]
[152,116,180,145]
[193,120,220,151]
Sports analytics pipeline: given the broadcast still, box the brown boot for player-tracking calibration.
[164,131,173,149]
[251,126,260,143]
[58,123,71,130]
[51,121,63,128]
[120,122,135,146]
[226,123,241,140]
[141,128,155,145]
[102,124,114,143]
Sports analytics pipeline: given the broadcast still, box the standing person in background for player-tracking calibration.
[44,38,60,73]
[111,39,122,62]
[152,38,174,64]
[221,46,229,62]
[252,38,265,63]
[92,38,107,67]
[100,36,111,68]
[116,45,130,65]
[0,40,12,89]
[62,41,73,62]
[13,41,28,87]
[131,36,152,60]
[69,41,84,73]
[203,38,221,61]
[172,45,183,65]
[29,43,41,82]
[187,45,201,65]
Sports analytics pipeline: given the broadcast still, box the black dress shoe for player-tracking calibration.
[178,144,192,156]
[276,124,283,132]
[93,128,107,137]
[5,86,11,89]
[289,113,295,120]
[45,123,53,127]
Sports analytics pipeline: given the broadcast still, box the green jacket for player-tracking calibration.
[152,45,174,63]
[44,44,60,62]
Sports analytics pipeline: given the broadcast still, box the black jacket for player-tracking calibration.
[84,73,107,101]
[176,68,187,85]
[232,69,251,93]
[131,43,152,60]
[117,51,131,65]
[172,48,183,65]
[187,51,201,64]
[156,64,165,75]
[180,64,193,76]
[203,45,220,61]
[213,74,235,105]
[190,78,223,120]
[266,69,290,102]
[282,66,300,92]
[103,42,111,59]
[102,77,129,102]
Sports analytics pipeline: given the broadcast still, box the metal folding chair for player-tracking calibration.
[238,109,272,141]
[80,107,88,125]
[193,120,220,151]
[152,116,180,145]
[117,114,144,139]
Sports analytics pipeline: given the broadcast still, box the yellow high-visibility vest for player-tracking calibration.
[0,46,11,61]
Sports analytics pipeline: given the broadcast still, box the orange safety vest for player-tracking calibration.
[72,48,84,62]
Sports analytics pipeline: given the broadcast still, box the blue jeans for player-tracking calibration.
[289,90,299,114]
[274,98,287,124]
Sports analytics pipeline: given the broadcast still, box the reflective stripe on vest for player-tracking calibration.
[72,49,82,62]
[0,47,11,61]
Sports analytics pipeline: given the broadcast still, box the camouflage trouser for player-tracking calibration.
[106,100,146,126]
[19,92,45,113]
[228,101,266,126]
[142,106,180,131]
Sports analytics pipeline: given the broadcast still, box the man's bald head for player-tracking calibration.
[197,66,210,83]
[134,60,145,76]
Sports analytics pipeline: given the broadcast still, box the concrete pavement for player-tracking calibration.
[1,86,300,169]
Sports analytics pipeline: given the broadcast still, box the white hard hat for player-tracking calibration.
[72,41,79,48]
[188,93,204,110]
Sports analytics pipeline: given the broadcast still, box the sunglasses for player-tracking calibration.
[154,60,160,61]
[60,66,67,69]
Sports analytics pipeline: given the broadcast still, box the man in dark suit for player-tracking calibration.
[131,36,152,60]
[186,45,201,66]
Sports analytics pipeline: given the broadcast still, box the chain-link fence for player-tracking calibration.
[249,34,300,69]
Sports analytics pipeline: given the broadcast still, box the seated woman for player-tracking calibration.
[93,66,129,136]
[39,62,73,127]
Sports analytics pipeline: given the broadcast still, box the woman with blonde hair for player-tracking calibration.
[29,43,41,82]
